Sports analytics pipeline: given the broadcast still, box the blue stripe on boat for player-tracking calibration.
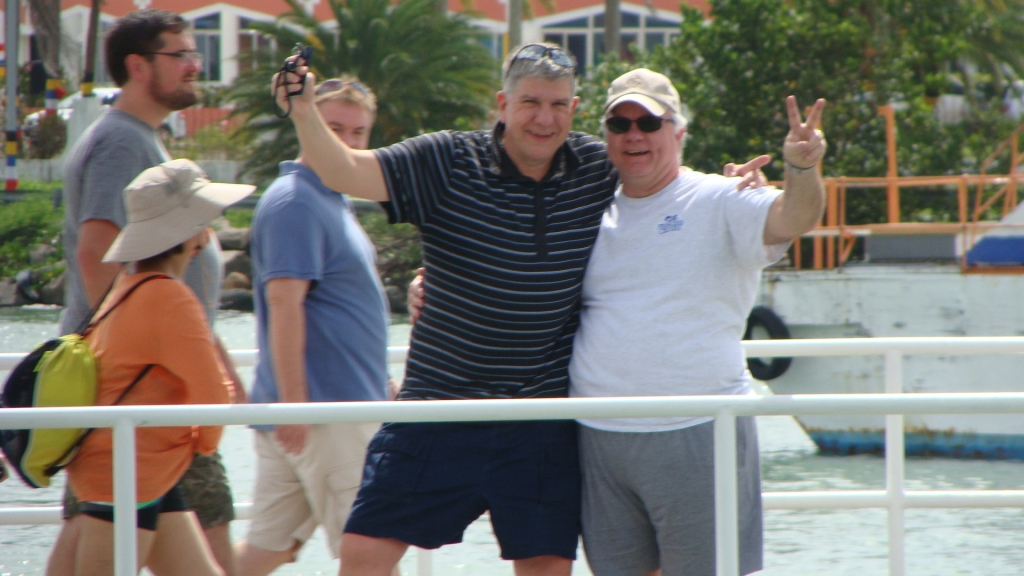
[807,430,1024,460]
[966,237,1024,265]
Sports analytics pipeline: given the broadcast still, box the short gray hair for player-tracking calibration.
[502,43,577,96]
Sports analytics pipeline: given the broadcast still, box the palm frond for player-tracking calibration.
[228,0,499,182]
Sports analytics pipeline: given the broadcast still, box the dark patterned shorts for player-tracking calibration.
[63,451,234,529]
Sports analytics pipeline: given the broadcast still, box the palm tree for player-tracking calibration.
[853,0,1024,99]
[959,0,1024,91]
[27,0,61,80]
[228,0,498,181]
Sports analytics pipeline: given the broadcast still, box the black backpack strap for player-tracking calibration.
[43,364,156,477]
[81,274,171,337]
[72,266,126,335]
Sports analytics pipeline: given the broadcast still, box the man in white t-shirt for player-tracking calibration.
[569,69,826,576]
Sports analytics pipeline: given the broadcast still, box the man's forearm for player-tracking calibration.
[775,167,826,239]
[268,299,308,404]
[215,336,246,404]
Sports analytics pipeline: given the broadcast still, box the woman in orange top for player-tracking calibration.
[66,159,253,576]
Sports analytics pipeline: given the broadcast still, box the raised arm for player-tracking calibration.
[763,96,828,245]
[274,67,390,201]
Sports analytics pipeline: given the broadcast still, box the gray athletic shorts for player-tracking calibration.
[579,418,763,576]
[63,452,234,529]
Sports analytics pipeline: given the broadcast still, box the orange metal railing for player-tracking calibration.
[784,106,1024,273]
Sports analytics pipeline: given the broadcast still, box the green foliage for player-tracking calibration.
[223,207,255,229]
[166,124,253,161]
[572,54,646,137]
[0,193,62,278]
[24,114,67,159]
[357,211,422,291]
[227,0,499,183]
[570,0,1022,225]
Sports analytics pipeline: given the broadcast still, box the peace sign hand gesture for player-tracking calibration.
[783,96,827,170]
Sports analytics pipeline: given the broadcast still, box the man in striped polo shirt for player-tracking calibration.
[276,44,603,575]
[274,46,766,575]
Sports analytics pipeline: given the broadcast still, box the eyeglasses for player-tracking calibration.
[315,79,371,97]
[143,50,204,67]
[506,44,576,78]
[604,115,672,134]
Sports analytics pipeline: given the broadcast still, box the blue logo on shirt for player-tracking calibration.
[657,215,684,234]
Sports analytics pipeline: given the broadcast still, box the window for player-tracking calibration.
[238,17,273,73]
[192,13,221,82]
[477,32,506,60]
[194,13,221,30]
[541,10,680,75]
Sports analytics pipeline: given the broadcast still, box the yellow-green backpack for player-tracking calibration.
[0,274,167,487]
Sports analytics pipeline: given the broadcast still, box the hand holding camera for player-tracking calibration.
[273,44,315,118]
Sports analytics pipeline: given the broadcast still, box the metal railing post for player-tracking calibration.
[416,547,433,576]
[884,350,906,576]
[113,418,138,576]
[714,410,739,576]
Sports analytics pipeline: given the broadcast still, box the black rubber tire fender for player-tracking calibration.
[743,305,792,381]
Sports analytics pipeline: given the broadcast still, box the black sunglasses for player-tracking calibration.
[604,115,671,134]
[506,44,576,78]
[316,78,371,97]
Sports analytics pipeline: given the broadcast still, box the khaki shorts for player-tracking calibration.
[63,451,234,530]
[245,421,380,559]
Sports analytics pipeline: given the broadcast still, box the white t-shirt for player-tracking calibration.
[569,170,788,432]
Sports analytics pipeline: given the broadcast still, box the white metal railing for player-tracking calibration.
[1,337,1024,576]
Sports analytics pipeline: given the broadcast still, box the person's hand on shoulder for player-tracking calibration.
[724,155,771,191]
[408,267,426,325]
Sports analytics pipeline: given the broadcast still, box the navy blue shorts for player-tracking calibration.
[344,420,581,560]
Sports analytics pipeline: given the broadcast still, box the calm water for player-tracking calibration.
[2,307,1024,575]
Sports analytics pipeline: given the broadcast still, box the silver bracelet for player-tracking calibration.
[786,162,817,174]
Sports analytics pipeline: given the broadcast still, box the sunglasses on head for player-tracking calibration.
[506,44,576,78]
[604,115,671,134]
[315,79,371,97]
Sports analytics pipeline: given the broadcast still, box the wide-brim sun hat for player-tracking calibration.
[103,159,255,263]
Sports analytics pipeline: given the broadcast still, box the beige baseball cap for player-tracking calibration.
[104,159,255,263]
[605,68,682,116]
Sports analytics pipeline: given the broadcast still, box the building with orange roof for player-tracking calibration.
[1,0,707,87]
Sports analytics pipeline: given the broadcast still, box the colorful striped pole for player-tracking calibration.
[3,0,19,193]
[2,41,13,191]
[5,131,16,191]
[81,72,94,97]
[44,78,60,115]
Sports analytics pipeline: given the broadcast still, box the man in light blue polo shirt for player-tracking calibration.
[236,77,390,576]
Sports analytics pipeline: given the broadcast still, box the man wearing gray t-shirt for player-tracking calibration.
[49,10,240,576]
[568,69,827,576]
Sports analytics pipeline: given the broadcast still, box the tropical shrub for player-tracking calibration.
[228,0,499,182]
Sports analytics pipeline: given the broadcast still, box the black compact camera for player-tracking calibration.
[274,43,314,117]
[284,43,313,73]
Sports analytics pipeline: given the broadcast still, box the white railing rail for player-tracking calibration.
[1,337,1024,576]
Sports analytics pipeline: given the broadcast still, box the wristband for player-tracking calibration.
[786,162,817,174]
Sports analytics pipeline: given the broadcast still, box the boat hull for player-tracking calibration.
[757,264,1024,459]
